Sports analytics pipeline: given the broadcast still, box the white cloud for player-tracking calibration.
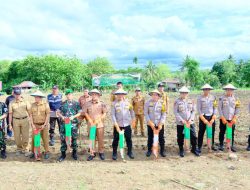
[0,0,250,68]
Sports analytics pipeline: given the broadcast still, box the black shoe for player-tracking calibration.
[197,147,202,154]
[191,149,200,157]
[218,145,224,151]
[49,139,55,146]
[179,150,185,157]
[112,152,117,160]
[44,153,49,160]
[212,146,218,151]
[247,146,250,151]
[99,153,105,160]
[58,152,66,162]
[160,150,167,157]
[231,147,237,152]
[0,150,6,159]
[29,153,35,159]
[146,150,152,157]
[127,152,134,159]
[72,150,78,160]
[87,153,96,161]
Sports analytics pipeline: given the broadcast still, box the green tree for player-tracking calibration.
[86,57,114,75]
[211,55,236,85]
[133,56,138,65]
[142,61,159,89]
[156,63,172,81]
[242,60,250,87]
[181,55,203,88]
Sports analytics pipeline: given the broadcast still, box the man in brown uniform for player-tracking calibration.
[158,83,169,114]
[9,87,31,156]
[78,89,92,109]
[131,87,145,136]
[83,89,107,161]
[29,91,50,160]
[110,81,123,103]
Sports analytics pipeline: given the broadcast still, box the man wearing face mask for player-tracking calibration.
[174,86,200,157]
[218,84,240,152]
[144,89,167,158]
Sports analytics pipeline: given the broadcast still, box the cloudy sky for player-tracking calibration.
[0,0,250,69]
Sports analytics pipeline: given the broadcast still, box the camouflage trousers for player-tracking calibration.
[0,128,6,151]
[60,123,78,152]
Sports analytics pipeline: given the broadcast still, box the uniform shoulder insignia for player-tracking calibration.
[235,98,241,108]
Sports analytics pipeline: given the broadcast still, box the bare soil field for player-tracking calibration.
[0,90,249,190]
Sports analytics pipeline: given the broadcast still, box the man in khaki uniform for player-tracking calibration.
[158,83,169,114]
[78,89,92,109]
[29,91,50,160]
[110,81,123,103]
[9,87,31,156]
[131,87,145,136]
[82,89,107,161]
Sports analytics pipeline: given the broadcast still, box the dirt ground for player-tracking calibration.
[0,90,249,190]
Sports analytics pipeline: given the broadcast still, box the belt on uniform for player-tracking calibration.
[204,114,212,117]
[13,116,28,120]
[34,122,45,125]
[119,125,129,128]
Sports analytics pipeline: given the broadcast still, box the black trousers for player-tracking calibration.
[177,124,197,150]
[147,125,165,152]
[198,115,216,148]
[112,125,133,154]
[49,117,62,139]
[219,120,235,146]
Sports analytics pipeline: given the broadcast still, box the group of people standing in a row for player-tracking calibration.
[0,82,249,161]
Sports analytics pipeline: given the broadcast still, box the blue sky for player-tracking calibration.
[0,0,250,70]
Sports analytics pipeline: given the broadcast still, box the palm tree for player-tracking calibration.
[133,56,138,65]
[142,61,159,90]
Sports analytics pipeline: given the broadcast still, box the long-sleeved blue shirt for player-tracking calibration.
[47,93,62,111]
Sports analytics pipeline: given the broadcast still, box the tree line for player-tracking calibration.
[0,54,249,94]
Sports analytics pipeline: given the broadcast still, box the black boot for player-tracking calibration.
[191,148,200,157]
[112,152,117,160]
[0,150,6,159]
[218,144,224,151]
[146,150,152,157]
[231,146,237,152]
[127,152,134,159]
[179,147,184,157]
[160,150,167,157]
[72,150,78,160]
[99,153,105,160]
[212,146,218,151]
[58,151,66,162]
[197,147,202,154]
